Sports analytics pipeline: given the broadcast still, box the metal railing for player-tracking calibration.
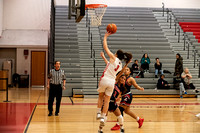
[168,9,200,76]
[90,33,93,58]
[96,69,99,88]
[93,49,96,77]
[162,3,165,17]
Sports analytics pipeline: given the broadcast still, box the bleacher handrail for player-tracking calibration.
[96,68,99,88]
[162,2,165,17]
[93,49,96,77]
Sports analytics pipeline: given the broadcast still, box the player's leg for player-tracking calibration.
[111,98,127,131]
[97,79,107,119]
[97,92,105,119]
[101,95,111,120]
[113,108,124,132]
[124,106,144,128]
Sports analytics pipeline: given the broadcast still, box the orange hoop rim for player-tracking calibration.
[85,4,107,9]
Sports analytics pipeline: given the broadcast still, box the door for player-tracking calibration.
[31,51,46,87]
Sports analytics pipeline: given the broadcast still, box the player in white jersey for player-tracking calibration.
[97,32,132,133]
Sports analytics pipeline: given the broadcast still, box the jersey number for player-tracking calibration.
[114,65,120,71]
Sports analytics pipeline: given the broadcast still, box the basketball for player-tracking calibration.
[106,23,117,34]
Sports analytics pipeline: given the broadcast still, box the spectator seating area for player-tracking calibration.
[172,8,200,55]
[53,6,200,97]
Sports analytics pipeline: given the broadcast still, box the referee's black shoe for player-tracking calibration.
[55,112,59,116]
[48,112,52,116]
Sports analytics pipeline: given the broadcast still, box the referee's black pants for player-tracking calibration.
[48,84,62,114]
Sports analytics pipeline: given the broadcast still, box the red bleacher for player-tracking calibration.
[179,22,200,43]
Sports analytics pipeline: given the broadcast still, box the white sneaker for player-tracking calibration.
[100,118,105,127]
[98,130,103,133]
[96,113,101,120]
[196,113,200,118]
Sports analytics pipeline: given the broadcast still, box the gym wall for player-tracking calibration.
[3,0,50,30]
[0,0,3,36]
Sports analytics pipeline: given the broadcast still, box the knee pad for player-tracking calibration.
[119,106,125,116]
[117,115,124,125]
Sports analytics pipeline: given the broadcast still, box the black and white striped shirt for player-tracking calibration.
[48,69,66,85]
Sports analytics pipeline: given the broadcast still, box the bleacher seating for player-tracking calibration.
[54,6,200,97]
[179,22,200,43]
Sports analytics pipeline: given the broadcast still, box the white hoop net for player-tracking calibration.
[86,4,107,26]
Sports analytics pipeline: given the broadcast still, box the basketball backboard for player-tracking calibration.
[68,0,85,22]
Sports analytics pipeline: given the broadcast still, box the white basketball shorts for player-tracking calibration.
[97,77,115,96]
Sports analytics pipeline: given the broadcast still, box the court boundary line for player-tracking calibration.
[36,102,200,105]
[23,90,43,133]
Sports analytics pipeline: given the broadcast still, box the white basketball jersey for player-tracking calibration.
[103,58,122,79]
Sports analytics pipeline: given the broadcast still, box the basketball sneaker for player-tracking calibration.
[100,118,105,127]
[120,128,124,133]
[96,112,101,120]
[48,112,52,116]
[98,130,103,133]
[111,124,120,130]
[138,118,144,128]
[196,113,200,118]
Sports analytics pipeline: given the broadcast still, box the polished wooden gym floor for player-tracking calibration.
[0,87,200,133]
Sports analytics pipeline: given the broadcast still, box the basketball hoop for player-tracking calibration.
[85,4,107,26]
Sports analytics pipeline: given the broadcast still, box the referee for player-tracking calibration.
[47,61,66,116]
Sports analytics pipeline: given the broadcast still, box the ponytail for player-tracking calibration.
[124,52,132,63]
[116,50,132,63]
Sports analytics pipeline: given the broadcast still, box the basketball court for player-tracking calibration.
[1,0,200,133]
[0,88,200,133]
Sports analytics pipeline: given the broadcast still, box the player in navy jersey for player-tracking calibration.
[111,67,145,130]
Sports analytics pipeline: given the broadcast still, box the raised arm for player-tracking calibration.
[100,51,108,65]
[130,77,144,91]
[103,32,116,62]
[115,60,131,81]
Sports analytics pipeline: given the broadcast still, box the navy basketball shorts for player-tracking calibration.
[108,101,118,112]
[120,93,133,106]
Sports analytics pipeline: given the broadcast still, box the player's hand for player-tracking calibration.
[105,32,112,37]
[140,87,144,91]
[100,51,105,58]
[116,97,120,102]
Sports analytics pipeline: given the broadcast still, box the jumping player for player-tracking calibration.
[111,67,144,130]
[98,52,126,133]
[97,32,132,130]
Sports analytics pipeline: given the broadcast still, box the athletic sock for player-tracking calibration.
[102,113,106,118]
[97,108,101,113]
[136,117,140,121]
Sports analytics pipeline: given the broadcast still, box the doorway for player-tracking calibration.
[31,51,46,87]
